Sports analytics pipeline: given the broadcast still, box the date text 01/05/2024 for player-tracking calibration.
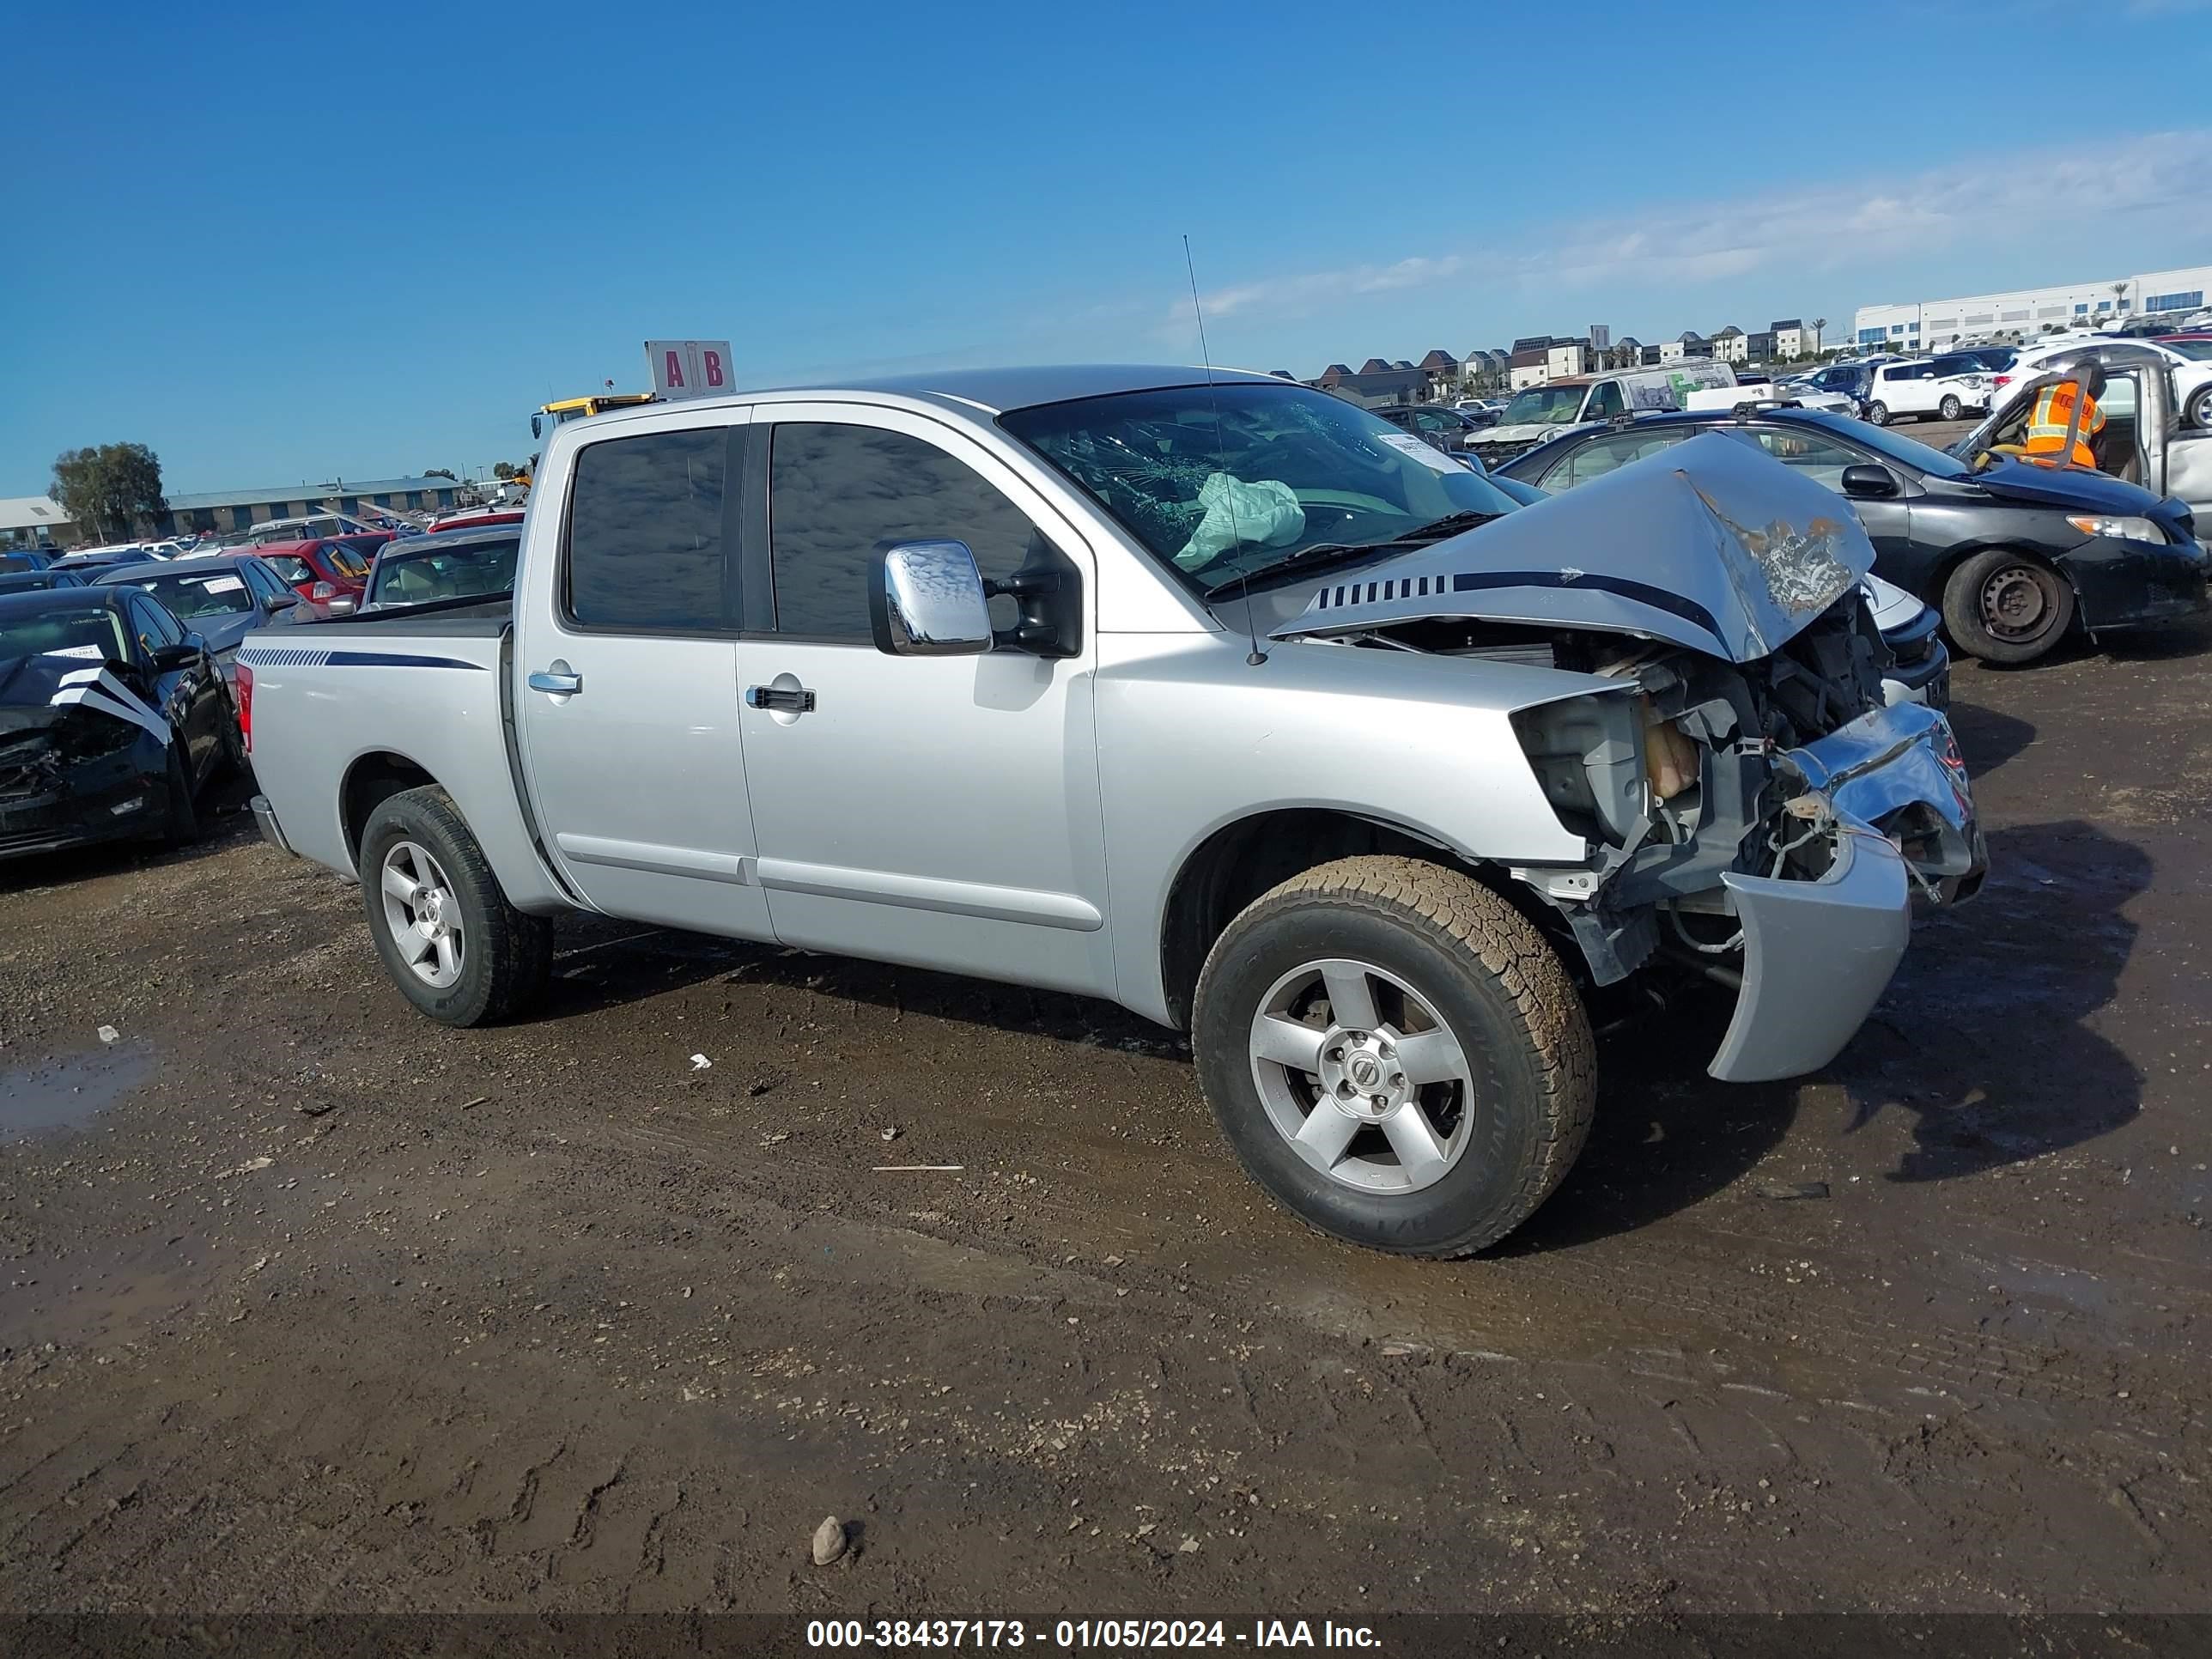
[804,1620,1382,1649]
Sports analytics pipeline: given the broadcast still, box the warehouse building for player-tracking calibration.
[161,476,467,535]
[1853,265,2212,352]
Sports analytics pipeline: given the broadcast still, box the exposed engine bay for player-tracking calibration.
[1259,432,1988,1077]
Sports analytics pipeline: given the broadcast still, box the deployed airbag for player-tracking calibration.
[1175,473,1305,569]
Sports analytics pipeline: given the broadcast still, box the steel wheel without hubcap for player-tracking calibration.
[1249,957,1473,1194]
[1980,562,2058,645]
[380,839,465,989]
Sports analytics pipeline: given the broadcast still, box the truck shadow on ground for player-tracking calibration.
[1942,697,2038,775]
[1503,818,2148,1254]
[528,820,2146,1257]
[538,915,1177,1054]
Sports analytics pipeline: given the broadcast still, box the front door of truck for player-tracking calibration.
[734,406,1115,1000]
[513,410,773,939]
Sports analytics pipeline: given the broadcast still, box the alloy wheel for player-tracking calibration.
[1247,957,1475,1194]
[380,839,465,988]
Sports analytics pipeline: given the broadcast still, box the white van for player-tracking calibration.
[1469,362,1739,459]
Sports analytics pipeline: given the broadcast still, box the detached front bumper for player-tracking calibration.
[1707,702,1985,1083]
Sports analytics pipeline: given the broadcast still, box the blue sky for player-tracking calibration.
[3,0,2209,495]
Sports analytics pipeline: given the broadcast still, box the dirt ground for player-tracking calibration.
[3,611,2209,1624]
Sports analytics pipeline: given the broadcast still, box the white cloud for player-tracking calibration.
[1160,129,2210,334]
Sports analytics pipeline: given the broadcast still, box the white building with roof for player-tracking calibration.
[0,495,75,550]
[1854,265,2212,352]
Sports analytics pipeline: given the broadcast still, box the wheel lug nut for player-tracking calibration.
[1370,1096,1387,1110]
[1337,1081,1355,1097]
[1327,1048,1343,1061]
[1390,1074,1404,1088]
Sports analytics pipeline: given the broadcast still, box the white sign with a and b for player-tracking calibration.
[645,339,735,400]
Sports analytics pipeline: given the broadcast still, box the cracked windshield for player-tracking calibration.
[1000,381,1519,592]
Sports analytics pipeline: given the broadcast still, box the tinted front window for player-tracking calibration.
[262,553,313,584]
[1000,382,1521,594]
[565,427,732,630]
[1826,418,1972,479]
[769,423,1038,638]
[127,595,185,652]
[1537,429,1692,492]
[1727,427,1866,489]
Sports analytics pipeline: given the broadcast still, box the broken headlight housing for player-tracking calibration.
[1510,690,1647,847]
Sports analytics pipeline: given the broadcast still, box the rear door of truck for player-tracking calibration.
[511,404,772,939]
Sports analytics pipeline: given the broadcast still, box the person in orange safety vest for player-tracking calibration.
[2020,374,2104,469]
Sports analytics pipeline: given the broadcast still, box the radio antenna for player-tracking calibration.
[1185,234,1265,666]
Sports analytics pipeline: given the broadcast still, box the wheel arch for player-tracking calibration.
[1154,807,1544,1031]
[338,750,442,871]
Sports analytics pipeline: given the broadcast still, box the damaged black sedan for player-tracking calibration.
[0,586,240,861]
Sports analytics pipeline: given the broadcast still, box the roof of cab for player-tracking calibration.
[568,364,1285,429]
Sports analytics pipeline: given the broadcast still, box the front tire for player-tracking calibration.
[359,786,553,1026]
[1939,394,1962,421]
[1191,856,1595,1258]
[1942,548,2075,665]
[1866,401,1891,426]
[2189,386,2212,429]
[159,741,199,848]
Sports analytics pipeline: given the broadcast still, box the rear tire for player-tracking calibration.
[1866,401,1891,426]
[1939,394,1962,421]
[1191,856,1595,1258]
[1942,548,2075,665]
[359,785,553,1027]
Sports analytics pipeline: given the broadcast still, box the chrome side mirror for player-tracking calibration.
[869,540,992,657]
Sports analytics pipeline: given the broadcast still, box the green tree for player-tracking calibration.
[51,442,166,544]
[423,467,457,481]
[492,461,517,481]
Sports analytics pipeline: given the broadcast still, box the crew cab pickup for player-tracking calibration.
[242,366,1986,1258]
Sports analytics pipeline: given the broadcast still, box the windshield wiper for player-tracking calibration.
[1381,509,1500,546]
[1225,512,1504,587]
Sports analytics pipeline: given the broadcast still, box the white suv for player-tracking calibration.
[2005,336,2212,429]
[1863,359,1990,426]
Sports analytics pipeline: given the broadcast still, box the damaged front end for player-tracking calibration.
[0,653,169,860]
[1273,431,1989,1084]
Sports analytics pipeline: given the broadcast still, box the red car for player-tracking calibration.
[254,538,373,607]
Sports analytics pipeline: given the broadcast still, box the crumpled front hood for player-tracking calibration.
[1271,430,1874,663]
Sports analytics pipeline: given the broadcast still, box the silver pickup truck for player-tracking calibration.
[242,366,1985,1257]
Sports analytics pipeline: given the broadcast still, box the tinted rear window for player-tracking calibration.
[563,427,734,631]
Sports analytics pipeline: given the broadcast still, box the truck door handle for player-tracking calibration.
[527,666,583,696]
[746,684,816,713]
